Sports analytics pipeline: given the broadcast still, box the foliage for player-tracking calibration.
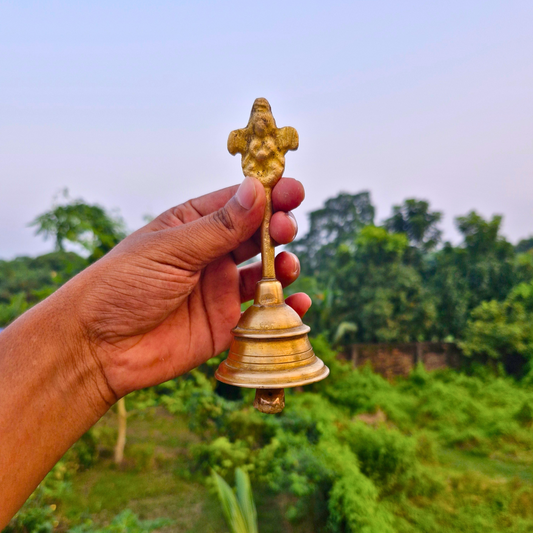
[334,226,436,343]
[212,468,258,533]
[30,191,126,263]
[7,189,533,531]
[67,510,170,533]
[460,280,533,375]
[177,336,533,531]
[384,198,442,251]
[0,252,87,327]
[516,237,533,254]
[288,191,374,278]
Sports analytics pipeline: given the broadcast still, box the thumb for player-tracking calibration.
[165,177,266,270]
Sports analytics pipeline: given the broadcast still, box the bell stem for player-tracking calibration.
[260,186,275,280]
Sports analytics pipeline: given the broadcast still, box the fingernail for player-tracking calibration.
[236,176,256,210]
[288,212,298,238]
[291,253,300,276]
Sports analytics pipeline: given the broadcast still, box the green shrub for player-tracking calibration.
[342,422,417,490]
[65,430,99,470]
[3,506,55,533]
[68,510,170,533]
[514,401,533,427]
[322,440,394,533]
[192,437,253,479]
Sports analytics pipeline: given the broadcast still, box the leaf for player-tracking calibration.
[212,470,250,533]
[235,468,258,533]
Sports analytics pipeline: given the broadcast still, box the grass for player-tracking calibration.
[57,408,297,533]
[437,447,533,484]
[52,387,533,533]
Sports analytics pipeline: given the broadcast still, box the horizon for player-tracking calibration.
[2,186,531,262]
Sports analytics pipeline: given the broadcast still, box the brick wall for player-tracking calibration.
[342,342,461,378]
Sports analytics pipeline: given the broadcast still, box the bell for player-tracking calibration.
[216,279,329,413]
[215,98,329,413]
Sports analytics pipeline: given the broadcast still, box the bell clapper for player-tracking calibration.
[253,388,285,414]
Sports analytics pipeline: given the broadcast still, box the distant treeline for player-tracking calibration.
[287,191,533,377]
[3,190,533,376]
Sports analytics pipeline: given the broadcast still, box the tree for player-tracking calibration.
[31,190,126,263]
[289,191,375,277]
[385,198,442,251]
[334,226,436,343]
[0,252,88,327]
[455,212,516,303]
[460,281,533,376]
[426,211,522,341]
[516,236,533,254]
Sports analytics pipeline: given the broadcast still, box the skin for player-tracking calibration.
[0,176,311,527]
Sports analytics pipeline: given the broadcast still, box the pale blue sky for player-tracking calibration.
[1,1,532,258]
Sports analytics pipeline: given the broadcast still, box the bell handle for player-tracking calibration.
[260,186,276,280]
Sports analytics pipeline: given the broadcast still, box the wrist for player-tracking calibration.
[52,273,118,412]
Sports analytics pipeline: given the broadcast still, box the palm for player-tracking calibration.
[78,178,309,398]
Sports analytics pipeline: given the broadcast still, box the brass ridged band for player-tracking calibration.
[215,356,329,389]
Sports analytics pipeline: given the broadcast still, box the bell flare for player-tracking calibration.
[215,301,330,389]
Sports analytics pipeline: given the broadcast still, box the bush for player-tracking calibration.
[68,510,171,533]
[323,440,394,533]
[192,437,253,479]
[341,422,418,492]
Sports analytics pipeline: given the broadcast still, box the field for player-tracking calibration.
[12,341,532,533]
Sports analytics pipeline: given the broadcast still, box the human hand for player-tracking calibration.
[72,177,310,401]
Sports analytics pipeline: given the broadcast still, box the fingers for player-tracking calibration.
[140,177,304,270]
[239,251,300,302]
[142,177,305,234]
[156,177,266,270]
[270,211,297,245]
[231,179,302,264]
[272,178,305,212]
[285,293,312,318]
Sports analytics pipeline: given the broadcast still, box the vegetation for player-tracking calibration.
[288,192,533,369]
[212,468,258,533]
[3,190,533,532]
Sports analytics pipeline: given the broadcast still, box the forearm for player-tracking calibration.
[0,282,114,527]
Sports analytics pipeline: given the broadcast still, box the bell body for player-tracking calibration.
[215,280,329,391]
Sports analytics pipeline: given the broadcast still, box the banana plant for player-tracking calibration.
[212,468,258,533]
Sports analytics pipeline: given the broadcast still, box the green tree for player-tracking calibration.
[460,281,533,375]
[427,211,521,340]
[334,226,436,343]
[385,198,442,251]
[516,236,533,254]
[0,252,88,327]
[289,191,375,278]
[31,191,126,263]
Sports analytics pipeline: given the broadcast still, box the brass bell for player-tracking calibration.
[215,98,329,413]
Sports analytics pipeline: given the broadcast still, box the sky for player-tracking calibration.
[1,1,532,259]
